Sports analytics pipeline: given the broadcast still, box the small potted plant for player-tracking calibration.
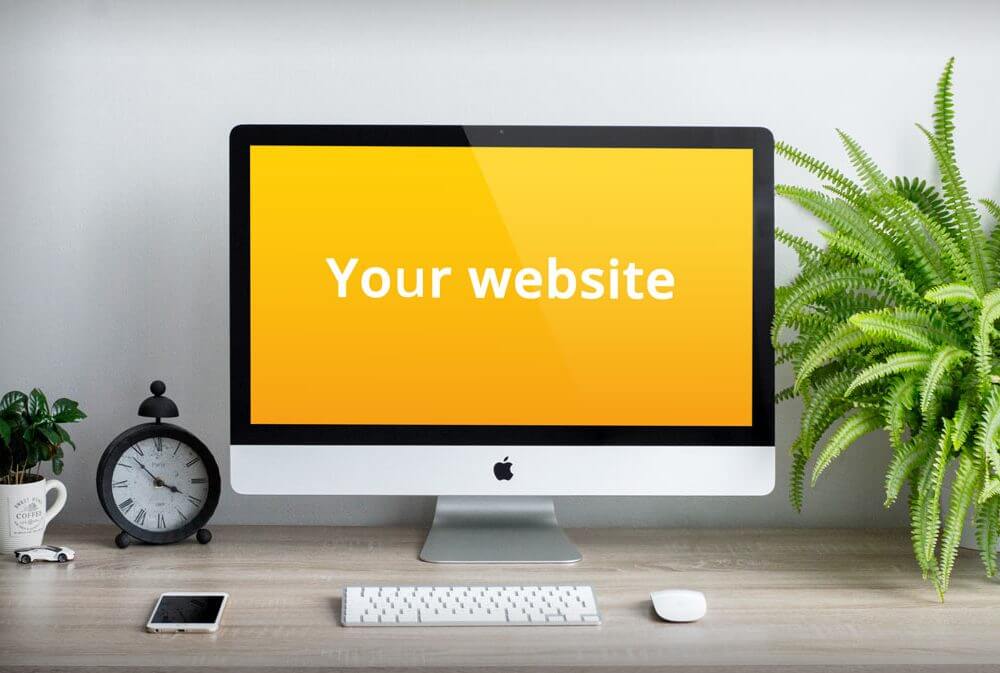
[0,389,85,554]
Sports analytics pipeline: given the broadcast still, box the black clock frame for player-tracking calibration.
[96,423,221,545]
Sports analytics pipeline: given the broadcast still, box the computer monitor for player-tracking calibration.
[230,125,774,563]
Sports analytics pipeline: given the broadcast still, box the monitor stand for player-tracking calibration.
[419,496,582,564]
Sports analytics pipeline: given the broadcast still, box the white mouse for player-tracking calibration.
[650,589,707,622]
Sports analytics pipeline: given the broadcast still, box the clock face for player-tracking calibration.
[110,437,211,532]
[97,423,220,544]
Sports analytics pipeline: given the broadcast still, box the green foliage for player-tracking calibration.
[0,389,85,484]
[776,59,1000,597]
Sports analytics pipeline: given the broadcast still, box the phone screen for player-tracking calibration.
[152,595,226,624]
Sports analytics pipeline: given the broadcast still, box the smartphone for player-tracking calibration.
[146,592,229,633]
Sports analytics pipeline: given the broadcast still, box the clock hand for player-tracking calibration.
[132,457,159,482]
[163,483,185,495]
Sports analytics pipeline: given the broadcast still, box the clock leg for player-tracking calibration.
[196,528,212,545]
[114,531,132,549]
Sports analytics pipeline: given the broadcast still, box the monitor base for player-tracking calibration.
[419,496,582,564]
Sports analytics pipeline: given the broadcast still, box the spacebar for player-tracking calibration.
[418,611,507,623]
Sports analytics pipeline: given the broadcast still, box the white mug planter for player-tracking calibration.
[0,475,67,554]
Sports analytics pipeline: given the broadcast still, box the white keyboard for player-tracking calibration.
[342,585,601,626]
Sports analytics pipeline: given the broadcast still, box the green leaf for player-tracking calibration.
[917,425,951,576]
[933,58,957,159]
[885,436,929,507]
[55,425,75,450]
[910,473,938,583]
[0,391,27,415]
[0,417,9,446]
[924,283,980,305]
[774,270,882,344]
[775,141,866,203]
[918,124,993,294]
[919,346,971,415]
[789,451,808,512]
[951,396,976,452]
[794,322,868,389]
[938,453,979,596]
[975,496,1000,577]
[850,311,939,352]
[982,198,1000,271]
[775,226,822,268]
[811,409,882,485]
[884,374,920,451]
[845,352,932,397]
[27,389,49,421]
[37,426,60,446]
[980,478,1000,504]
[51,398,86,424]
[976,387,1000,476]
[976,290,1000,388]
[837,129,889,192]
[796,370,854,455]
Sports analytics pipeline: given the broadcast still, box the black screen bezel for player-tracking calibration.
[230,125,774,446]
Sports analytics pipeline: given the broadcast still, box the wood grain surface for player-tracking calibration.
[2,525,1000,672]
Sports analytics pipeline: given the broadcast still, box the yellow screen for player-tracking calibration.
[250,145,753,426]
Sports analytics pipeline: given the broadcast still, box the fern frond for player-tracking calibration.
[918,124,993,294]
[773,269,881,345]
[975,387,1000,476]
[775,141,865,203]
[924,283,980,305]
[980,478,1000,504]
[778,185,896,260]
[885,373,920,451]
[795,369,854,455]
[984,198,1000,286]
[951,395,976,452]
[910,472,938,583]
[933,57,957,160]
[845,352,932,397]
[794,322,867,390]
[919,346,971,414]
[938,452,978,597]
[811,409,882,485]
[775,227,822,268]
[820,230,919,302]
[849,311,939,352]
[916,423,951,575]
[894,177,953,235]
[789,450,807,513]
[975,290,1000,388]
[975,495,1000,577]
[982,198,1000,223]
[837,129,889,191]
[775,385,796,403]
[885,436,929,507]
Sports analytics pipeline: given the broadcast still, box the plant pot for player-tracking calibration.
[0,475,67,554]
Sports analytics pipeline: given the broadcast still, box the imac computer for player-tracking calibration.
[230,125,774,563]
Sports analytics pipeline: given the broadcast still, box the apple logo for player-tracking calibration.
[493,456,513,481]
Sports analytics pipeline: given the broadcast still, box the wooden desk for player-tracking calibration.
[2,525,999,672]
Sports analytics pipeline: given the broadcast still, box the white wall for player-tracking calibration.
[2,0,998,526]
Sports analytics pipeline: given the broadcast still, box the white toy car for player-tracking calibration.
[14,545,75,564]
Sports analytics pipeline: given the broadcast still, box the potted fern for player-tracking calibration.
[775,58,1000,598]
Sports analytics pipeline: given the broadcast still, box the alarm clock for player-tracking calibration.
[97,381,221,549]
